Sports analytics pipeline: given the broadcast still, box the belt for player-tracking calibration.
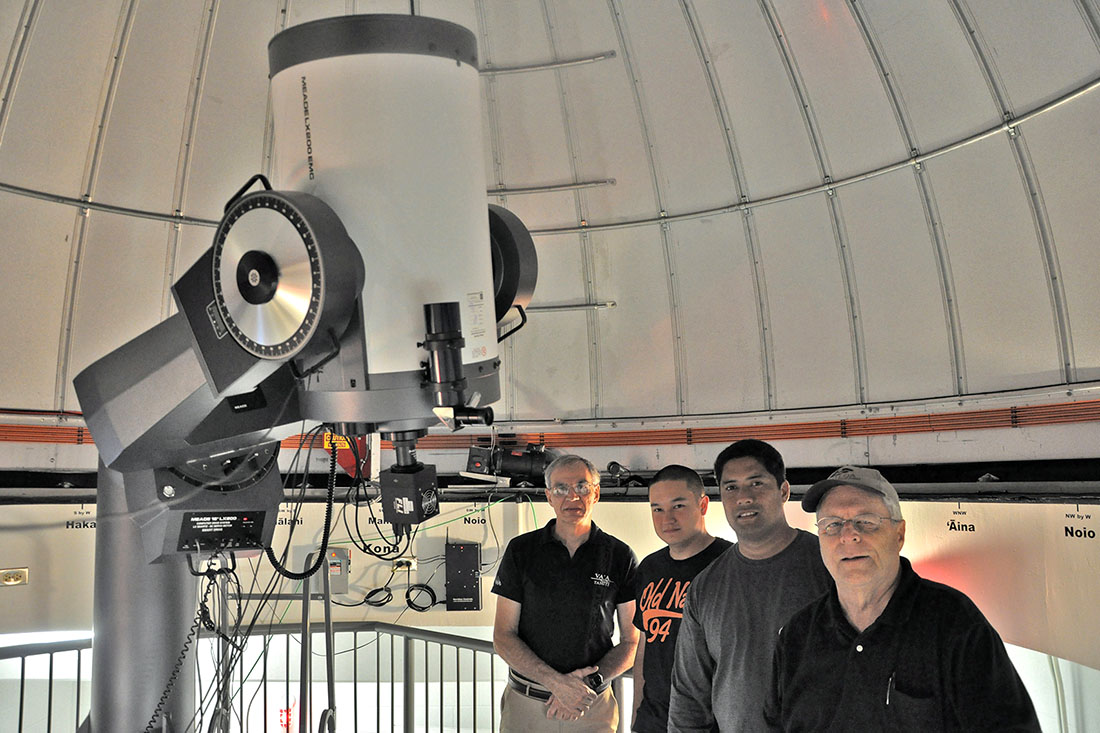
[508,675,553,701]
[507,670,609,702]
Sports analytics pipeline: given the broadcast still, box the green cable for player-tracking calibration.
[295,491,541,545]
[418,494,511,531]
[325,494,512,542]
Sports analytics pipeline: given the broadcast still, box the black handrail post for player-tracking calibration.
[403,635,414,733]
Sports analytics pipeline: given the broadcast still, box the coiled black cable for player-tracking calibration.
[405,583,438,612]
[332,568,396,608]
[143,577,216,733]
[264,443,337,580]
[364,585,395,607]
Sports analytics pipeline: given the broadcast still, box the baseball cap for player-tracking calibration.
[802,465,900,512]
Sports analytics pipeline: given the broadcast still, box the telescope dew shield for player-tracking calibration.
[268,14,500,428]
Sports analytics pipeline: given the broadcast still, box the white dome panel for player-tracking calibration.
[670,215,768,415]
[0,3,25,49]
[286,0,346,27]
[926,135,1063,393]
[534,2,662,222]
[528,234,590,307]
[507,233,593,420]
[544,0,617,61]
[1025,91,1100,384]
[755,195,859,409]
[965,0,1100,111]
[771,0,909,180]
[612,1,738,213]
[171,223,215,299]
[416,0,477,32]
[839,170,956,402]
[852,0,998,153]
[83,1,203,211]
[564,61,658,224]
[509,310,595,421]
[495,333,517,420]
[180,0,276,218]
[694,1,822,198]
[590,227,678,419]
[0,0,124,194]
[0,195,75,410]
[476,0,550,68]
[65,215,172,389]
[491,72,576,199]
[499,190,578,239]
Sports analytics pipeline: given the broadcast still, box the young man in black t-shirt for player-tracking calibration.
[631,464,731,732]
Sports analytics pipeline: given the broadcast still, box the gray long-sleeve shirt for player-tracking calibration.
[668,530,832,732]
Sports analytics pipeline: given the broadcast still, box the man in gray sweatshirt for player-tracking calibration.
[668,439,832,732]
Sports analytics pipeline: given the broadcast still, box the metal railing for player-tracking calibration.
[0,624,630,732]
[0,638,92,733]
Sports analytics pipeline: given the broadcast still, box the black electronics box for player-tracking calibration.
[445,542,481,611]
[379,465,440,525]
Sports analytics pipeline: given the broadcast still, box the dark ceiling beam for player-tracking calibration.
[5,458,1100,504]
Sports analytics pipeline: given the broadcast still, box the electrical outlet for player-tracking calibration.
[393,558,417,573]
[1,568,29,586]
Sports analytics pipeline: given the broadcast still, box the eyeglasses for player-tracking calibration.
[815,514,899,536]
[548,481,597,497]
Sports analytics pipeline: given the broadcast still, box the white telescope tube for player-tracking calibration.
[268,15,497,380]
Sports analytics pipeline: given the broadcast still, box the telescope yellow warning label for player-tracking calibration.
[324,434,351,450]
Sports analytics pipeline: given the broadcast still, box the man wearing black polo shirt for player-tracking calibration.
[493,454,639,732]
[631,464,731,732]
[765,466,1039,731]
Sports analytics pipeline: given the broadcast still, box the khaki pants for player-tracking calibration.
[499,684,618,733]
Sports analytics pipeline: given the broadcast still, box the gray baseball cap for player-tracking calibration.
[802,465,899,512]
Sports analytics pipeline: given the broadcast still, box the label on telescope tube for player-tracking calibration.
[467,290,487,357]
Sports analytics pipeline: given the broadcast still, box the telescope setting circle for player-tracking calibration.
[212,192,324,359]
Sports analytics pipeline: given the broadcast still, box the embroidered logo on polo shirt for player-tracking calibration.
[591,573,612,587]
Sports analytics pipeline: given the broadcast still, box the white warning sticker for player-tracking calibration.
[467,291,488,356]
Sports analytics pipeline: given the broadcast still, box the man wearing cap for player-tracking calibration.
[493,454,639,732]
[631,464,732,732]
[765,465,1040,731]
[668,440,833,732]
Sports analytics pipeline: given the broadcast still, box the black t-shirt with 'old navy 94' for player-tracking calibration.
[632,537,732,733]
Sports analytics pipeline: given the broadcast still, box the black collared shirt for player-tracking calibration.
[493,519,638,673]
[766,557,1040,732]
